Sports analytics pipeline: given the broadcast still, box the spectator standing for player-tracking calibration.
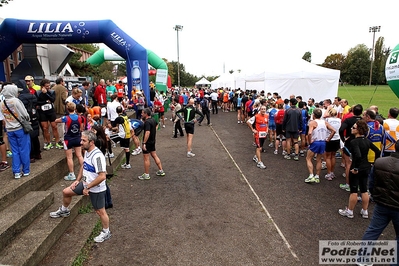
[0,84,31,178]
[360,141,399,263]
[339,120,380,219]
[94,79,107,108]
[53,77,68,142]
[24,75,40,94]
[18,85,41,162]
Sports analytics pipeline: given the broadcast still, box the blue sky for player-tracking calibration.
[1,0,397,76]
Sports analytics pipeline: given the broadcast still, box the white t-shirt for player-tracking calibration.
[83,147,107,193]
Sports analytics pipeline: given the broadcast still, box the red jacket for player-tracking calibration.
[94,85,106,105]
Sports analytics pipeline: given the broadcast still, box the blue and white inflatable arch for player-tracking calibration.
[0,18,148,100]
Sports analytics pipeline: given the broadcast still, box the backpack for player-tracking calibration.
[200,98,209,111]
[88,86,96,98]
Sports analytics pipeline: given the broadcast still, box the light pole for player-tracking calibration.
[369,26,381,86]
[174,25,183,88]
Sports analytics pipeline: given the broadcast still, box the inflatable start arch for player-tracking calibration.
[0,18,149,100]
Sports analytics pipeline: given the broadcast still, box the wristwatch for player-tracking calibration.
[83,184,88,189]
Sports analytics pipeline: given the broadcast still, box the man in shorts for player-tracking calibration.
[175,98,204,158]
[50,130,111,243]
[138,108,165,180]
[247,105,269,169]
[109,106,131,169]
[282,98,303,161]
[305,108,336,183]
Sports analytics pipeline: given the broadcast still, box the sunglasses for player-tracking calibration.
[352,126,358,129]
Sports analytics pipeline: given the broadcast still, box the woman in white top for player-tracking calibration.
[325,108,342,180]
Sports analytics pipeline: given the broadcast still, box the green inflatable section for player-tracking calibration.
[385,43,399,98]
[86,48,168,93]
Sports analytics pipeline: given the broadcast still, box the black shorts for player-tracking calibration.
[285,131,299,139]
[39,110,56,122]
[255,137,266,148]
[134,128,143,136]
[276,123,284,136]
[325,139,340,153]
[72,182,106,210]
[143,142,155,154]
[184,123,195,134]
[109,136,130,149]
[156,111,165,117]
[349,169,369,193]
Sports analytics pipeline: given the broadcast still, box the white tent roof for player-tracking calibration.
[195,77,211,85]
[243,59,340,102]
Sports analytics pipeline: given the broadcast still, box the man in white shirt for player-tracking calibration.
[107,94,122,127]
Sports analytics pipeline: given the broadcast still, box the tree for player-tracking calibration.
[229,70,234,74]
[372,36,388,85]
[302,52,311,62]
[341,44,370,85]
[321,53,346,70]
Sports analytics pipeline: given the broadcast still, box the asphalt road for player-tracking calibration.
[85,109,396,266]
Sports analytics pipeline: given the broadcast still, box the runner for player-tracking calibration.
[247,105,269,169]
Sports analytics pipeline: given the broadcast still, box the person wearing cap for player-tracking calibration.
[24,75,40,94]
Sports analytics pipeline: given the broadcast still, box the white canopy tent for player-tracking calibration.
[243,59,340,102]
[210,73,236,90]
[195,77,211,85]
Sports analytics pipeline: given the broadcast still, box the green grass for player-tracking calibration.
[338,85,399,117]
[71,220,102,266]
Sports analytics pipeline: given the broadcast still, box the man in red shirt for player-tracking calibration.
[246,105,269,169]
[115,81,125,102]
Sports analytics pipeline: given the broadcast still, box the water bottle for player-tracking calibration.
[132,60,142,91]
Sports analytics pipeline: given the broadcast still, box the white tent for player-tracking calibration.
[243,59,340,102]
[195,77,211,85]
[210,73,236,90]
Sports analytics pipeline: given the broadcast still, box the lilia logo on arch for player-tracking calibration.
[27,22,74,34]
[110,32,127,47]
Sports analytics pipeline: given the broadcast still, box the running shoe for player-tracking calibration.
[138,173,150,180]
[93,230,112,243]
[273,150,278,155]
[43,143,53,150]
[64,173,76,181]
[50,207,71,218]
[282,151,288,156]
[305,175,314,183]
[321,161,327,170]
[0,162,10,171]
[339,183,350,192]
[55,142,63,149]
[121,163,131,169]
[284,154,291,160]
[293,155,299,161]
[338,207,354,218]
[299,150,304,157]
[187,151,196,158]
[325,173,333,181]
[268,143,274,148]
[257,161,266,169]
[132,148,142,156]
[252,155,258,163]
[360,209,369,219]
[14,173,22,179]
[107,153,115,158]
[156,170,166,176]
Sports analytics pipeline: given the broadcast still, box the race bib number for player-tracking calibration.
[41,103,53,111]
[259,131,267,138]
